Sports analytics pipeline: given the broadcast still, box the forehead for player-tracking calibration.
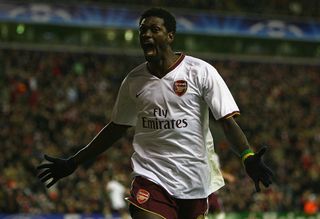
[140,16,165,27]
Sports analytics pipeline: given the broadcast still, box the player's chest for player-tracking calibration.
[131,76,201,109]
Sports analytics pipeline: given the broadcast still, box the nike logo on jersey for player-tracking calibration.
[136,90,144,98]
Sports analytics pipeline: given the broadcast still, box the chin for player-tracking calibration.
[145,55,160,62]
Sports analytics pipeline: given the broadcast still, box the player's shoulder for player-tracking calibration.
[128,62,147,77]
[183,54,215,69]
[183,54,218,74]
[122,62,148,81]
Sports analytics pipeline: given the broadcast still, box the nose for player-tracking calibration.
[141,29,152,38]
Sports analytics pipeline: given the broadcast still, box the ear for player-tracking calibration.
[167,32,175,43]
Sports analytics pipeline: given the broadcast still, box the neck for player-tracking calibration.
[148,52,181,78]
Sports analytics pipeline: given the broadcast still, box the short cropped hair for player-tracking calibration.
[139,8,176,34]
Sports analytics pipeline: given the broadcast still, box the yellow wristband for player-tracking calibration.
[241,152,255,162]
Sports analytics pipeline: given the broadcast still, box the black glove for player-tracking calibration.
[243,147,273,192]
[37,154,78,188]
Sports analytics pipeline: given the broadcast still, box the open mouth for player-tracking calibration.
[142,42,157,56]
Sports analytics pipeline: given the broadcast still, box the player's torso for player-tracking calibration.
[128,56,208,145]
[126,56,223,198]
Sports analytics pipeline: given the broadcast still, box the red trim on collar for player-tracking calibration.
[167,53,185,72]
[146,53,185,78]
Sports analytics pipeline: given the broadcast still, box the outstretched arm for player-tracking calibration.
[72,122,130,165]
[37,122,130,188]
[219,116,251,156]
[219,116,273,192]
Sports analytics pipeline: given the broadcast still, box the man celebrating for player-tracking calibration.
[37,8,273,219]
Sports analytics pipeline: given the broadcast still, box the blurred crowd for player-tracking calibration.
[104,0,320,19]
[0,49,319,215]
[22,0,320,19]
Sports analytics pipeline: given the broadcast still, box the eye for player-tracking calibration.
[151,27,160,33]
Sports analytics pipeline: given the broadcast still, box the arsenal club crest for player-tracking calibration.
[136,189,150,204]
[173,80,188,96]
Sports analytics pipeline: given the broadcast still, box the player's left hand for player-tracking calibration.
[37,154,77,188]
[243,147,273,192]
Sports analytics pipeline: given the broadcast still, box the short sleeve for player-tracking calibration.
[202,65,240,120]
[111,77,138,126]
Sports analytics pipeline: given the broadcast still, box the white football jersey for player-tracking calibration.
[111,54,240,199]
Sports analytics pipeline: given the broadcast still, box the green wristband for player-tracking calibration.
[240,149,254,162]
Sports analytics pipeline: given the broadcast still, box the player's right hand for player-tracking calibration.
[243,147,273,192]
[37,154,77,188]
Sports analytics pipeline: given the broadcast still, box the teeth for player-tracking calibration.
[144,46,155,55]
[146,48,155,55]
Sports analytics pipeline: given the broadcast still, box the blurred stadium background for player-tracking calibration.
[0,0,319,218]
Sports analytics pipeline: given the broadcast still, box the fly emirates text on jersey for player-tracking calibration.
[142,107,188,130]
